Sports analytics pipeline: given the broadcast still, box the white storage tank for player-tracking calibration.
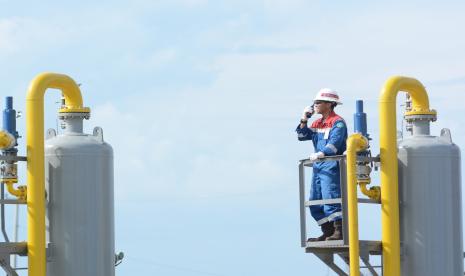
[45,113,115,276]
[398,120,463,276]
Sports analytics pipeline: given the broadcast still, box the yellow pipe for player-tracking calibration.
[26,72,89,276]
[0,130,15,149]
[359,182,380,201]
[3,181,27,200]
[346,133,368,276]
[379,76,435,276]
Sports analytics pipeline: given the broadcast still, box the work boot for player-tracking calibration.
[307,222,334,242]
[326,220,343,240]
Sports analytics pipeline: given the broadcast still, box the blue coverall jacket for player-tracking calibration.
[296,111,348,225]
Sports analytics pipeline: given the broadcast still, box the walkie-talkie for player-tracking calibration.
[306,104,315,118]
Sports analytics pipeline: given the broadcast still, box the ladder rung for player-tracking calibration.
[305,198,342,206]
[0,156,27,162]
[305,198,380,206]
[0,199,26,205]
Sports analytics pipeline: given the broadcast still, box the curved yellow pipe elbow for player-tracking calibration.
[346,133,369,276]
[380,76,433,114]
[27,72,90,113]
[26,72,89,276]
[379,76,434,276]
[4,181,27,200]
[359,183,380,201]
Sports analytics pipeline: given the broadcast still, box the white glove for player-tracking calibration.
[301,106,314,120]
[309,151,324,161]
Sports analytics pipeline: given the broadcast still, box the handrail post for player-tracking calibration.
[299,161,307,247]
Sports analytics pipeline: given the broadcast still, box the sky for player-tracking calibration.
[1,0,465,275]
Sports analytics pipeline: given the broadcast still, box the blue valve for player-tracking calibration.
[3,97,18,140]
[354,100,369,140]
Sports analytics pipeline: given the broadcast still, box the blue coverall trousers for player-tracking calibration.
[309,161,342,225]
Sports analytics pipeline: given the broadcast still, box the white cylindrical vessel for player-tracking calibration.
[398,128,463,276]
[45,124,114,276]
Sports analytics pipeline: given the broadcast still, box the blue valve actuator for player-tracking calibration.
[3,96,18,139]
[354,100,369,139]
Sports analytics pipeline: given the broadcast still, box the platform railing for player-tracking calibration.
[298,154,382,276]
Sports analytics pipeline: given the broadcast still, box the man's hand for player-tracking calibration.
[309,151,324,161]
[301,106,314,121]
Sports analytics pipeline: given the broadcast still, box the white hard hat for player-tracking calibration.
[314,88,342,105]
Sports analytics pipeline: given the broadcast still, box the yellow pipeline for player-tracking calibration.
[26,72,89,276]
[3,181,27,200]
[359,182,380,201]
[379,76,435,276]
[346,133,368,276]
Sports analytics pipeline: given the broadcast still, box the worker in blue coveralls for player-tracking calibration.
[296,88,347,241]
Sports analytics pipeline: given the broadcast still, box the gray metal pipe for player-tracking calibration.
[412,120,430,136]
[62,117,83,134]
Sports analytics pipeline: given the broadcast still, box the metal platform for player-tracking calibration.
[305,240,381,255]
[305,240,382,276]
[298,156,383,276]
[0,242,27,256]
[0,242,27,276]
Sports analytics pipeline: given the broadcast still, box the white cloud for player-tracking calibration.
[149,49,177,66]
[3,1,465,205]
[260,0,318,16]
[118,49,178,73]
[90,85,293,201]
[0,17,66,55]
[86,4,465,204]
[178,0,208,7]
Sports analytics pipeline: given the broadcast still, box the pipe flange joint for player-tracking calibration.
[59,106,90,113]
[59,106,91,119]
[404,109,437,122]
[357,177,371,184]
[1,177,17,183]
[58,112,91,120]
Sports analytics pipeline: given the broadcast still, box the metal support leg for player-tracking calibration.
[361,257,379,276]
[336,252,368,276]
[337,252,350,266]
[1,184,9,242]
[0,253,18,276]
[314,253,348,276]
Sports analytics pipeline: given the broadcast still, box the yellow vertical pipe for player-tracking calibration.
[346,133,368,276]
[26,72,89,276]
[379,76,434,276]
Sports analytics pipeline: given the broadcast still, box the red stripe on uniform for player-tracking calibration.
[321,93,339,99]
